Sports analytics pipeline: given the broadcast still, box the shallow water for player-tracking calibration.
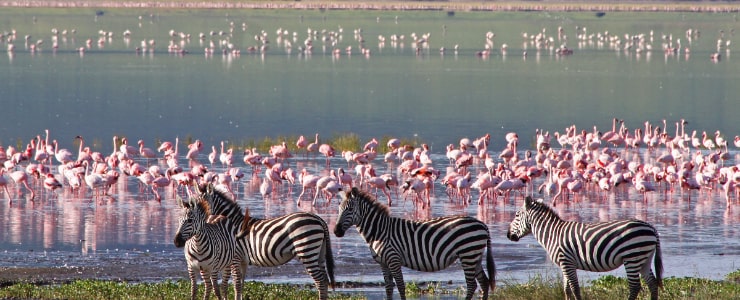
[1,150,740,289]
[0,8,740,296]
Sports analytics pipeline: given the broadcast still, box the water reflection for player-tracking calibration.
[1,8,740,285]
[0,148,737,283]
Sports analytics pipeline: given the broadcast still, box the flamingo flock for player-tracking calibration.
[2,12,732,66]
[1,120,739,210]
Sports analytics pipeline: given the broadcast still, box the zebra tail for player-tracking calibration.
[486,237,496,292]
[655,235,664,289]
[325,228,337,290]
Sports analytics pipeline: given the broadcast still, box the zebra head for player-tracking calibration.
[334,187,363,237]
[173,196,209,248]
[506,196,539,242]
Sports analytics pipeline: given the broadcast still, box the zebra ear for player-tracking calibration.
[339,190,348,200]
[525,196,535,208]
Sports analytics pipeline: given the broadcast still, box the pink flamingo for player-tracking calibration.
[53,140,74,165]
[297,168,319,206]
[150,174,171,201]
[387,138,400,151]
[296,135,308,156]
[337,168,353,189]
[243,148,262,174]
[306,133,319,157]
[0,168,11,198]
[208,145,217,165]
[318,143,335,166]
[185,139,202,165]
[43,173,63,195]
[363,138,379,152]
[9,169,34,200]
[83,161,106,198]
[138,140,157,162]
[119,137,138,158]
[259,177,272,198]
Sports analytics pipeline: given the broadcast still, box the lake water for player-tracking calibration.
[1,7,740,297]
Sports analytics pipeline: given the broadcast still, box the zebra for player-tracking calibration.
[334,187,495,300]
[173,196,242,300]
[506,196,663,300]
[197,184,336,300]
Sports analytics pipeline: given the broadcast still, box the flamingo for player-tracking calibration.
[138,140,157,162]
[243,148,262,174]
[0,168,11,198]
[318,143,335,166]
[43,173,63,195]
[297,168,320,205]
[296,135,308,156]
[260,177,272,198]
[208,145,217,165]
[363,138,379,152]
[53,140,74,165]
[83,161,106,198]
[150,174,171,201]
[9,169,34,200]
[119,137,139,158]
[33,136,49,164]
[387,138,400,151]
[306,133,319,157]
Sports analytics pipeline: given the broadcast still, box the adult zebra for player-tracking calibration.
[506,196,663,300]
[173,196,242,300]
[334,187,495,300]
[197,184,336,300]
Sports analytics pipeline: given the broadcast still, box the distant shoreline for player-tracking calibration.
[1,1,739,13]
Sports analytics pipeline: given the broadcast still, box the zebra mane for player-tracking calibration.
[350,187,390,216]
[199,183,247,224]
[195,197,211,216]
[525,196,563,221]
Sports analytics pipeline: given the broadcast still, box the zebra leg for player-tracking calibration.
[462,257,486,300]
[296,251,329,300]
[380,264,400,300]
[642,270,659,300]
[200,270,212,300]
[384,257,406,300]
[220,270,230,300]
[209,271,222,300]
[188,268,198,300]
[560,265,581,300]
[625,262,645,300]
[231,262,244,300]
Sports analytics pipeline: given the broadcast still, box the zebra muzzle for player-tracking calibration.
[173,235,186,248]
[334,226,346,237]
[506,231,520,242]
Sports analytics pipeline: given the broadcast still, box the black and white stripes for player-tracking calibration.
[198,184,336,300]
[507,196,663,300]
[334,187,495,300]
[173,196,241,300]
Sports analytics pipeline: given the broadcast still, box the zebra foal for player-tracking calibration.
[506,196,663,300]
[173,196,241,300]
[334,187,495,300]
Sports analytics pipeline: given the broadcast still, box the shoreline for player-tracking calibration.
[1,1,739,13]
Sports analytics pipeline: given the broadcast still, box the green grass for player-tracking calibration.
[2,274,740,300]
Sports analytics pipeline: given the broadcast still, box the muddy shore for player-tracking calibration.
[0,1,738,13]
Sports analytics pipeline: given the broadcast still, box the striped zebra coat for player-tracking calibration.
[174,197,241,300]
[334,187,495,300]
[197,184,336,300]
[507,196,663,300]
